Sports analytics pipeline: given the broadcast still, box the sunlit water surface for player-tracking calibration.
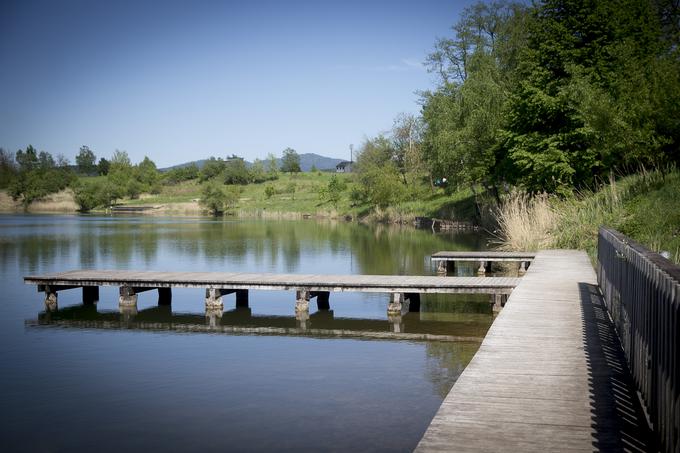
[0,215,495,452]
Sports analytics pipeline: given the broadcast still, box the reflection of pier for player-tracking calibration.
[26,305,487,343]
[24,270,520,315]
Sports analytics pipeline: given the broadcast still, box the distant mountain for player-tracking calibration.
[160,153,345,172]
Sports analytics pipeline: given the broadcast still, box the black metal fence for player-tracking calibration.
[597,227,679,452]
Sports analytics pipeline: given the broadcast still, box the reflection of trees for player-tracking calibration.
[424,341,480,398]
[2,216,492,279]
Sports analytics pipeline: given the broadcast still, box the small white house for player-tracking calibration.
[336,161,353,173]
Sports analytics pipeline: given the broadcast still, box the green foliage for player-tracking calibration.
[72,179,112,211]
[97,158,110,175]
[8,146,75,207]
[163,164,199,185]
[76,146,97,175]
[223,157,250,185]
[199,157,226,182]
[199,182,228,215]
[318,174,347,207]
[0,148,17,189]
[280,148,301,173]
[264,184,275,199]
[499,0,680,193]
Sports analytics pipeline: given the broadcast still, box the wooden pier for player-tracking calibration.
[24,270,520,315]
[431,251,536,275]
[416,250,653,452]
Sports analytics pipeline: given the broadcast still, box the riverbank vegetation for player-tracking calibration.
[1,0,679,259]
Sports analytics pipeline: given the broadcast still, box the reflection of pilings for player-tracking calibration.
[119,304,137,322]
[388,313,403,333]
[44,291,58,312]
[295,309,309,331]
[119,286,138,308]
[205,307,223,328]
[295,290,310,314]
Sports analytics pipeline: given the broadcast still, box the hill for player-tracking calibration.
[161,153,344,172]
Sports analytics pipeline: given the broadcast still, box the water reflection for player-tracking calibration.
[30,304,491,341]
[0,216,488,276]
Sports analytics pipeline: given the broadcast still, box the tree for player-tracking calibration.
[199,157,226,182]
[97,158,110,175]
[0,148,17,188]
[223,156,250,185]
[76,146,97,175]
[421,1,529,190]
[498,0,679,193]
[319,175,347,208]
[280,148,301,173]
[136,156,160,193]
[15,145,38,172]
[265,153,279,178]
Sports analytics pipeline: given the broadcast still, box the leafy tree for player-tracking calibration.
[76,146,97,175]
[223,156,250,185]
[97,157,110,175]
[264,184,275,199]
[0,148,17,188]
[107,150,133,202]
[199,157,226,182]
[136,156,160,193]
[200,181,227,215]
[421,1,528,191]
[498,0,680,193]
[280,148,301,173]
[15,145,39,172]
[319,175,347,207]
[265,153,279,178]
[249,159,268,183]
[163,164,199,185]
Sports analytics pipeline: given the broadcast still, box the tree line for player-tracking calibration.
[0,143,308,212]
[353,0,680,208]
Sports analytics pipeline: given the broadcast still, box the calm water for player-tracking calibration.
[0,215,494,452]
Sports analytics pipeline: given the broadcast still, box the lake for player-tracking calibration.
[0,215,494,452]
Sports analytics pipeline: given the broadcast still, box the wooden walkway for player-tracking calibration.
[24,270,519,294]
[431,251,536,262]
[416,250,654,452]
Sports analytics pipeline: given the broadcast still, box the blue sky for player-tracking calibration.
[1,0,475,167]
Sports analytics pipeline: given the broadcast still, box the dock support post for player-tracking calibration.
[405,293,421,312]
[44,288,58,312]
[313,291,330,310]
[158,287,172,305]
[83,286,99,304]
[477,261,487,275]
[119,286,138,308]
[235,290,249,308]
[387,293,404,315]
[295,290,310,314]
[436,261,447,276]
[518,261,527,275]
[205,288,224,310]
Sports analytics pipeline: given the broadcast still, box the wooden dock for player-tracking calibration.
[24,270,519,315]
[431,251,536,275]
[416,250,653,452]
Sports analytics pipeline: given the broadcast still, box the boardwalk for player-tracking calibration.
[416,250,653,452]
[24,270,519,294]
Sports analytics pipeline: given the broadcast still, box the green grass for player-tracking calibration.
[105,172,483,222]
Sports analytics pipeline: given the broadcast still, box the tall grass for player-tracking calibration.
[494,168,680,264]
[494,191,556,251]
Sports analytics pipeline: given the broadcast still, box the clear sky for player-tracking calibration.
[1,0,475,167]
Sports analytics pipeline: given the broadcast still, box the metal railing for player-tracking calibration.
[597,227,679,452]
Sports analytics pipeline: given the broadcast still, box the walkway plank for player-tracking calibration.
[415,250,653,452]
[24,270,519,295]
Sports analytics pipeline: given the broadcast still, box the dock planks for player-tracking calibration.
[431,251,536,262]
[415,250,653,452]
[24,270,519,295]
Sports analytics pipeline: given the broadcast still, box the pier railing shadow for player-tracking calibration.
[579,281,655,451]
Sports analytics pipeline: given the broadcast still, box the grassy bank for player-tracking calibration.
[1,171,482,223]
[495,168,680,264]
